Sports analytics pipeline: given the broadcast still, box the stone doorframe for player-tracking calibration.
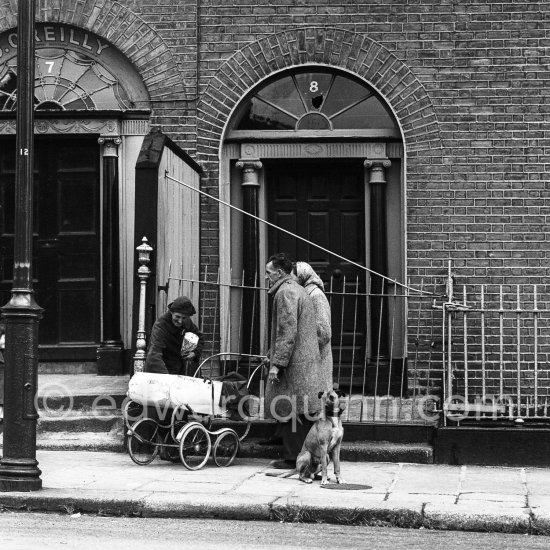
[219,140,404,352]
[0,117,150,366]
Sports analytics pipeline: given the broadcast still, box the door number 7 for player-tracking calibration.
[45,61,55,73]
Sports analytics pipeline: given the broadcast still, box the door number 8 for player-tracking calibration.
[309,81,318,93]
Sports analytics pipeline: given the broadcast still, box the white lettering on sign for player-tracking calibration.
[3,26,110,57]
[44,26,56,41]
[69,29,79,46]
[81,33,93,51]
[96,39,109,55]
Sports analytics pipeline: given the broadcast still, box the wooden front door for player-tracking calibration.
[0,137,100,360]
[266,159,366,385]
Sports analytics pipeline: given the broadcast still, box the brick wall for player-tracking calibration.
[2,0,549,399]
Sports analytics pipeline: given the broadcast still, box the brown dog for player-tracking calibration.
[266,389,347,484]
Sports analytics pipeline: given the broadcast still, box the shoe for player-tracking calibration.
[160,453,180,463]
[159,447,180,463]
[269,459,296,470]
[258,437,283,446]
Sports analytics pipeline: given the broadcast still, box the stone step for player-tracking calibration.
[36,374,130,412]
[239,438,434,464]
[37,412,123,433]
[0,430,433,464]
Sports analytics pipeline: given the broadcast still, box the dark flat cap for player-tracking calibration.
[168,296,196,316]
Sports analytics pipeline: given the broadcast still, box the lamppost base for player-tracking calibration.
[0,476,42,492]
[0,458,42,492]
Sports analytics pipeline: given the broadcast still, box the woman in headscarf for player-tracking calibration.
[292,262,333,390]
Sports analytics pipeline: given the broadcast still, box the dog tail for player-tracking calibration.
[265,469,297,479]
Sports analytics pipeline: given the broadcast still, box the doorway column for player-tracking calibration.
[365,158,391,358]
[97,136,123,375]
[236,158,262,353]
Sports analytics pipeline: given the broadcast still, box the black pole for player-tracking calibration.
[97,138,123,375]
[367,160,390,359]
[237,159,262,354]
[102,152,121,344]
[0,0,43,492]
[242,183,260,352]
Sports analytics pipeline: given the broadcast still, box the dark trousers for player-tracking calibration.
[280,414,314,462]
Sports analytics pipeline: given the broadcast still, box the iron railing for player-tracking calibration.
[438,262,550,425]
[156,264,443,425]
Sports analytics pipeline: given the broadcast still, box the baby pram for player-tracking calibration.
[123,353,266,470]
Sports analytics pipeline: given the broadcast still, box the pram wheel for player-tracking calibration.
[212,429,239,467]
[127,418,161,465]
[178,422,212,470]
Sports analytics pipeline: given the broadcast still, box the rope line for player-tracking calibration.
[165,172,434,295]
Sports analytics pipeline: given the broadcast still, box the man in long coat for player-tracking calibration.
[264,253,328,468]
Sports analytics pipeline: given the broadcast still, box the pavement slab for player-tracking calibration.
[0,450,549,534]
[459,465,525,496]
[423,502,531,533]
[391,463,460,495]
[525,468,550,496]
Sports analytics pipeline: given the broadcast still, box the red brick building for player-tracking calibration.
[0,1,548,411]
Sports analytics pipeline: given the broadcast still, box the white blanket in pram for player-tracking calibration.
[128,372,225,416]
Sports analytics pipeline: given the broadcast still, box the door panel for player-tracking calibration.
[0,137,100,358]
[267,160,366,379]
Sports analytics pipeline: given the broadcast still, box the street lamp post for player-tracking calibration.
[0,0,43,492]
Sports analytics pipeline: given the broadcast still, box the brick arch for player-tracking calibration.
[198,27,442,155]
[0,0,185,101]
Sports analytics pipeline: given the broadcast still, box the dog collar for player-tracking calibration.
[325,407,343,418]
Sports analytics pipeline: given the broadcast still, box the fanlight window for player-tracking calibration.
[232,69,397,132]
[0,48,133,111]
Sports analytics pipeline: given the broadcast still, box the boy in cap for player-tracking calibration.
[144,296,204,375]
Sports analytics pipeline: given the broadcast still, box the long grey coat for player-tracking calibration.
[305,283,334,391]
[264,275,328,419]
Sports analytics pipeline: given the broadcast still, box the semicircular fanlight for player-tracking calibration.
[232,68,397,132]
[0,48,132,111]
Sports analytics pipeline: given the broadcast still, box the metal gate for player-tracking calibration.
[438,262,550,425]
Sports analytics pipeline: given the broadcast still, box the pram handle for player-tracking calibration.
[193,352,268,382]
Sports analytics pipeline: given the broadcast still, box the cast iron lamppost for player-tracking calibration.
[0,0,43,491]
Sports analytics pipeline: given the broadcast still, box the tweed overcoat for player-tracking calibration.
[264,275,327,419]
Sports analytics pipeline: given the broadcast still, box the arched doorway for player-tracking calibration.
[221,66,405,392]
[0,23,150,366]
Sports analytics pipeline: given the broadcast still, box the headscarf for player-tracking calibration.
[294,261,325,292]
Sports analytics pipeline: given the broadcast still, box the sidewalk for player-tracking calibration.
[0,450,549,534]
